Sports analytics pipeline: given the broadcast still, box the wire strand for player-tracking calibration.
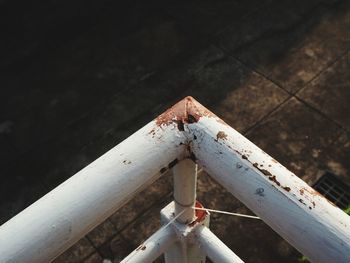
[193,206,261,220]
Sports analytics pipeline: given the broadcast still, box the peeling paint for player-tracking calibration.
[268,175,281,186]
[300,187,336,207]
[156,97,206,127]
[5,96,350,263]
[215,131,228,141]
[283,186,291,192]
[155,97,229,132]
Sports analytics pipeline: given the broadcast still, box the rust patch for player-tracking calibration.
[268,175,281,186]
[300,187,335,206]
[189,201,208,227]
[216,131,228,141]
[155,96,224,128]
[301,187,322,197]
[297,187,337,208]
[299,187,328,200]
[260,169,272,176]
[242,156,288,190]
[234,148,292,193]
[253,162,273,177]
[283,186,291,192]
[168,158,179,169]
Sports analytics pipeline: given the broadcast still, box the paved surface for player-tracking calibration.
[1,0,350,262]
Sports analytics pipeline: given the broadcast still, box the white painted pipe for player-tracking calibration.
[1,96,350,263]
[173,159,197,224]
[188,110,350,263]
[161,201,209,263]
[195,225,244,263]
[121,225,177,263]
[0,120,186,262]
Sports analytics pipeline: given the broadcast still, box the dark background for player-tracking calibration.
[1,0,350,262]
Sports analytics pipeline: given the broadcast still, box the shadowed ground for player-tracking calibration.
[1,0,350,262]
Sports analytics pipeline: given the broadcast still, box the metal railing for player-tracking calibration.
[0,97,350,263]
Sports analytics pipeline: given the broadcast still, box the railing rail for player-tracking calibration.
[1,97,349,263]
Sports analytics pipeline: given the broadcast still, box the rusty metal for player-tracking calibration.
[1,96,349,263]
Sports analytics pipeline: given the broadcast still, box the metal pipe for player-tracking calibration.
[195,225,244,263]
[161,201,209,263]
[1,96,350,263]
[121,225,177,263]
[173,159,197,224]
[0,121,187,262]
[187,100,350,263]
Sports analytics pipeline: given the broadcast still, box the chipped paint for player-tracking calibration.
[181,98,350,263]
[3,96,350,263]
[215,131,228,141]
[155,96,227,129]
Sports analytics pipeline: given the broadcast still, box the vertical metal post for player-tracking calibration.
[173,159,197,224]
[161,202,210,263]
[163,159,208,263]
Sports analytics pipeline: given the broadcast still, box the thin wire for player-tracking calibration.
[162,208,186,229]
[193,206,261,220]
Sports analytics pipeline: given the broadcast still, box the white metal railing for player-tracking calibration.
[0,96,350,263]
